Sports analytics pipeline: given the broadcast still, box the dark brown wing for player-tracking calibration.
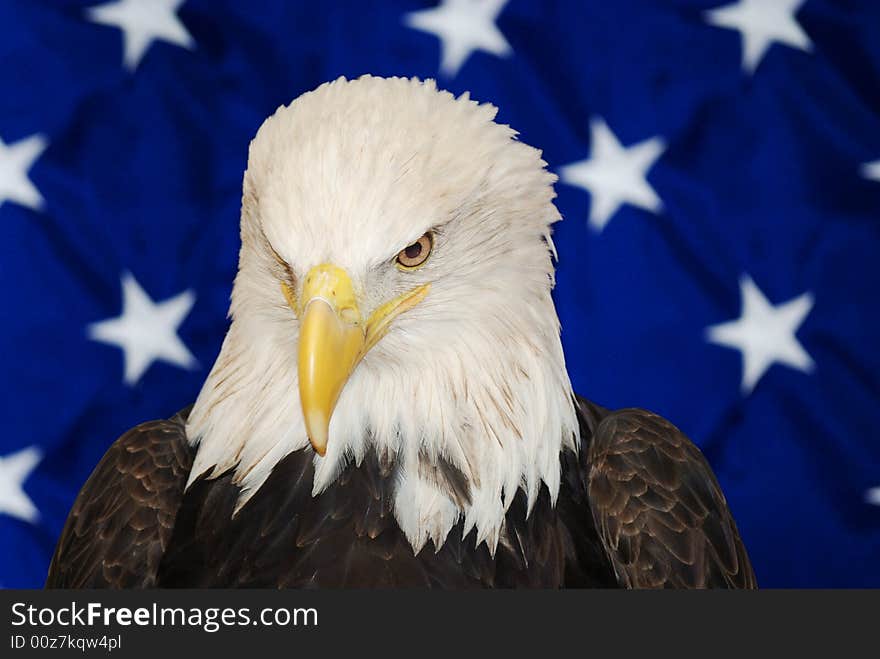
[585,406,756,589]
[45,408,194,588]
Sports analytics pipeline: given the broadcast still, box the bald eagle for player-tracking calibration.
[47,76,755,589]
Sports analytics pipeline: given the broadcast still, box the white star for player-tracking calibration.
[861,159,880,183]
[558,118,666,232]
[867,487,880,506]
[88,272,197,385]
[706,275,814,395]
[86,0,194,71]
[0,134,48,212]
[0,446,42,524]
[705,0,812,74]
[404,0,512,77]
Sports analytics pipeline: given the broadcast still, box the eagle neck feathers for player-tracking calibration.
[184,309,578,554]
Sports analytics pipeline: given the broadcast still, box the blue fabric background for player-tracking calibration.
[1,0,878,587]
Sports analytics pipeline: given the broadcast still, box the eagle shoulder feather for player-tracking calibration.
[45,409,194,588]
[581,402,757,589]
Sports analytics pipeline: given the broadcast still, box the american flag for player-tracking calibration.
[1,0,878,588]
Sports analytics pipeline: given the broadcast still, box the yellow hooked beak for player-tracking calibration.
[289,264,429,456]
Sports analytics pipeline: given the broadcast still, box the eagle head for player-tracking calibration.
[187,75,577,551]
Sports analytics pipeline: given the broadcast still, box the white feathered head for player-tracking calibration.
[187,75,577,551]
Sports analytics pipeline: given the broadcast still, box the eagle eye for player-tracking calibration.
[396,232,433,270]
